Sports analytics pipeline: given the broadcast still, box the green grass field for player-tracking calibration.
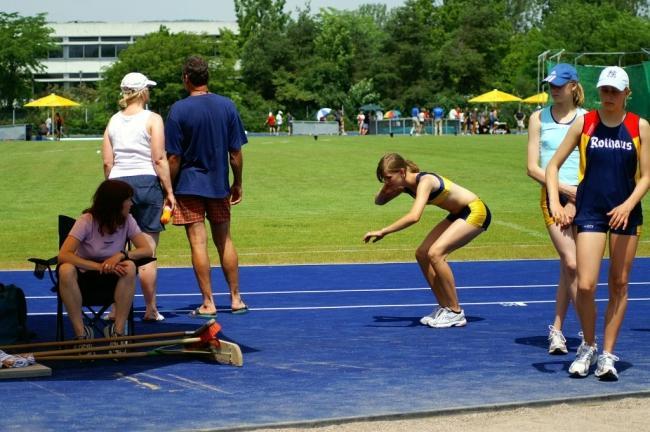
[1,134,648,269]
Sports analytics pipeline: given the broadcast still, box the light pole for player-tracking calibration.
[12,99,18,125]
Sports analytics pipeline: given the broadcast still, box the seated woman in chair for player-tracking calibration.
[58,179,153,342]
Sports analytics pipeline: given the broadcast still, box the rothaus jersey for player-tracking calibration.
[575,110,642,226]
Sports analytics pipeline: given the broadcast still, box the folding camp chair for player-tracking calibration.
[29,215,154,341]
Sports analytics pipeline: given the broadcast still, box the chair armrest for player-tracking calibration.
[28,257,58,280]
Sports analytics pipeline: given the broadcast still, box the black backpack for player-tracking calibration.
[0,283,29,344]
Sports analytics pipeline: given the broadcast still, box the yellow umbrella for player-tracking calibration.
[24,93,80,138]
[24,93,80,108]
[468,89,522,103]
[522,92,549,104]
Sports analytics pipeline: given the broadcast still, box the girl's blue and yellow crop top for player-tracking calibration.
[404,172,453,206]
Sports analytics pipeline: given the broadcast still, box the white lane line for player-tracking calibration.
[165,374,232,394]
[175,297,650,312]
[493,220,548,239]
[115,373,161,391]
[25,297,650,316]
[24,281,650,300]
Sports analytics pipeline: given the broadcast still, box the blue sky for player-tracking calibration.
[1,1,407,22]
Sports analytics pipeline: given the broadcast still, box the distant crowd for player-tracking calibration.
[260,106,532,136]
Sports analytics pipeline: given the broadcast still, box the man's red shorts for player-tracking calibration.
[172,195,231,225]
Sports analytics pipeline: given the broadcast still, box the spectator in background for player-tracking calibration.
[410,106,420,136]
[38,122,48,140]
[45,115,52,137]
[286,112,294,136]
[514,109,526,134]
[335,109,344,135]
[448,106,459,135]
[275,111,283,135]
[266,111,276,135]
[470,108,478,135]
[362,112,370,135]
[433,105,444,136]
[55,112,64,140]
[489,108,498,134]
[418,109,426,135]
[478,110,488,134]
[458,109,466,135]
[462,107,471,135]
[357,111,365,135]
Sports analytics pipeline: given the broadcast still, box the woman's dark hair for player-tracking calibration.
[84,179,133,235]
[183,55,209,87]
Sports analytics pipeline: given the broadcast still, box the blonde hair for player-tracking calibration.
[118,88,148,109]
[572,82,585,107]
[376,153,419,182]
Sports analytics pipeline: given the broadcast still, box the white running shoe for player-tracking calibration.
[420,306,442,326]
[568,341,598,377]
[595,352,620,381]
[428,307,467,328]
[548,325,568,355]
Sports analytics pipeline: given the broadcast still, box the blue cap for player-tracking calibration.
[542,63,578,86]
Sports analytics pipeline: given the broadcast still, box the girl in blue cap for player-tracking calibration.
[527,63,586,355]
[546,66,650,380]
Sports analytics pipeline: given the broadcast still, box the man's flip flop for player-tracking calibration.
[232,305,249,315]
[189,307,217,319]
[142,311,165,322]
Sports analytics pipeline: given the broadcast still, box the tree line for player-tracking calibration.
[2,0,649,133]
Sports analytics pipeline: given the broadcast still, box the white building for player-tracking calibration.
[37,21,238,86]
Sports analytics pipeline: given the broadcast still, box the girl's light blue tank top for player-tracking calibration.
[539,106,586,186]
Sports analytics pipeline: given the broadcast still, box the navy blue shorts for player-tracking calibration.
[116,175,164,233]
[576,221,642,236]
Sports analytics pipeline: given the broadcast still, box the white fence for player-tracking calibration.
[0,124,29,140]
[369,119,463,135]
[292,121,339,136]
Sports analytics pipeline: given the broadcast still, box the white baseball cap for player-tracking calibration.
[120,72,156,91]
[596,66,629,91]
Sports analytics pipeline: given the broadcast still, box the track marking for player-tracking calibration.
[23,295,650,316]
[493,220,548,239]
[115,372,161,390]
[163,297,650,313]
[24,281,650,301]
[165,374,232,394]
[27,382,68,397]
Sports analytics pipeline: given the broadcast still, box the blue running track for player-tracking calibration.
[1,258,650,431]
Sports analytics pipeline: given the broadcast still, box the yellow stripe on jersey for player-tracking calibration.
[429,175,453,206]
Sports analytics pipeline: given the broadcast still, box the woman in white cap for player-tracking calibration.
[527,63,586,355]
[275,110,283,135]
[102,72,176,323]
[546,66,650,380]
